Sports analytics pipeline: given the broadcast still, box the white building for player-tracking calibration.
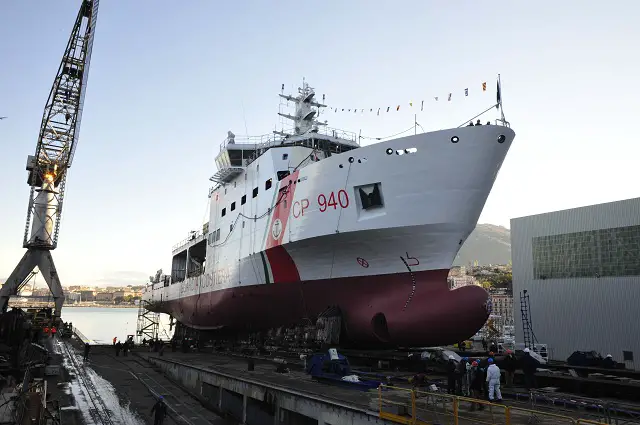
[489,289,514,327]
[511,198,640,367]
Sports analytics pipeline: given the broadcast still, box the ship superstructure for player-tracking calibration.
[143,81,516,348]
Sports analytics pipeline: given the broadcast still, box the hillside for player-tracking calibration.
[453,223,511,266]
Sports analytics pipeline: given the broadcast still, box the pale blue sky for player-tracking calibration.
[1,1,639,287]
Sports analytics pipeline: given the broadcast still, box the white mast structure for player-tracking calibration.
[274,80,327,138]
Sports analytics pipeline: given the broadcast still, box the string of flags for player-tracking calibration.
[325,80,499,115]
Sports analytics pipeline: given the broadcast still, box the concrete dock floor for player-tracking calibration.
[58,338,228,424]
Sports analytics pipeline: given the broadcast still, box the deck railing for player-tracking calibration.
[378,385,609,425]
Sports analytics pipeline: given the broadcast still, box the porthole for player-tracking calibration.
[348,157,354,163]
[451,136,459,143]
[497,134,506,144]
[386,148,393,155]
[339,164,344,168]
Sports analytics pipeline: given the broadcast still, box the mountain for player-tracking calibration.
[453,224,511,266]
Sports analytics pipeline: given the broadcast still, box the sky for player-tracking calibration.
[1,0,639,288]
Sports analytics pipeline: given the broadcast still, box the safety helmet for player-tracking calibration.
[524,348,530,353]
[472,361,478,366]
[488,358,494,363]
[448,355,455,360]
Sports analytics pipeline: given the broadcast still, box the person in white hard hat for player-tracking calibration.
[602,354,616,369]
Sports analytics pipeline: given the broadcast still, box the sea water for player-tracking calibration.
[61,307,173,344]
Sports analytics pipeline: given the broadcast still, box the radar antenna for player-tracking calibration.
[0,0,99,318]
[274,80,327,138]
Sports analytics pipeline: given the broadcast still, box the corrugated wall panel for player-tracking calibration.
[510,197,640,364]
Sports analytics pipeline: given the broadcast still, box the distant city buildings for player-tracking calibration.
[11,284,144,306]
[448,265,514,330]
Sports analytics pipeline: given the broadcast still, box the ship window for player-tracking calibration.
[230,224,233,232]
[265,178,272,190]
[282,153,288,160]
[222,208,226,217]
[241,195,246,205]
[234,181,237,188]
[224,188,227,194]
[283,200,287,208]
[277,170,290,181]
[252,187,258,198]
[231,202,236,211]
[215,228,220,241]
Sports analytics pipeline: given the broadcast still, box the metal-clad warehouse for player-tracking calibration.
[510,197,640,367]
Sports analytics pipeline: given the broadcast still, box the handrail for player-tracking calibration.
[378,385,608,425]
[172,230,204,252]
[218,126,359,153]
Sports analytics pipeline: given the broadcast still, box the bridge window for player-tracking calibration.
[253,187,258,198]
[282,153,289,160]
[231,202,236,211]
[241,195,246,205]
[277,170,290,181]
[222,208,226,217]
[265,178,272,190]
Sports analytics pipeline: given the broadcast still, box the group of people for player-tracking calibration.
[439,348,540,409]
[112,336,135,356]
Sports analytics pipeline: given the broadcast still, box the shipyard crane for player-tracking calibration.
[0,0,99,318]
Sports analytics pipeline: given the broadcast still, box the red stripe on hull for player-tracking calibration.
[265,170,300,249]
[264,246,300,283]
[157,270,489,347]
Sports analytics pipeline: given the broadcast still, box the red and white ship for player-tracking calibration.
[143,81,515,348]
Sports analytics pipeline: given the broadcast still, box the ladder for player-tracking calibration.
[520,290,538,349]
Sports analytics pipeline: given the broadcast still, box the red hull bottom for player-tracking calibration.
[156,269,490,347]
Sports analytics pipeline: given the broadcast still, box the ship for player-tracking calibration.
[143,80,515,348]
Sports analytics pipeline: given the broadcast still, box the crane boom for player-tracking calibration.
[0,0,99,318]
[25,0,99,249]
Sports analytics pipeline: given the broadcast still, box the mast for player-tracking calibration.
[274,80,327,138]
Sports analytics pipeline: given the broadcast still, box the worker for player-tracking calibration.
[115,341,122,356]
[521,348,539,390]
[475,119,482,126]
[468,361,484,411]
[446,355,457,394]
[123,340,129,357]
[602,354,616,369]
[150,395,168,425]
[83,342,91,361]
[457,357,468,395]
[503,349,517,387]
[485,358,502,402]
[113,336,118,345]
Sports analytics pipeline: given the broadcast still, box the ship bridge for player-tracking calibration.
[211,127,359,185]
[210,81,360,186]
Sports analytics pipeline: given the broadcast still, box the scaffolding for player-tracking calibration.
[136,300,159,343]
